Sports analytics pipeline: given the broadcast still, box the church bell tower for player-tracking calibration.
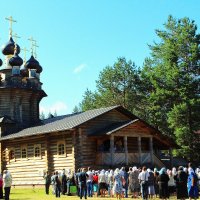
[0,16,47,136]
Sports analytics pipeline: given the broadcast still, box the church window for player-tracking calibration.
[21,145,27,159]
[12,66,20,75]
[57,142,65,156]
[34,144,41,158]
[29,69,36,78]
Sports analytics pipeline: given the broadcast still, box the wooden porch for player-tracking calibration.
[95,135,168,168]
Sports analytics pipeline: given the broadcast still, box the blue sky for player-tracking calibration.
[0,1,200,116]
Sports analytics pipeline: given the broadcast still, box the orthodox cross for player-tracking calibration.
[33,41,39,58]
[28,37,36,56]
[5,16,17,37]
[21,47,29,63]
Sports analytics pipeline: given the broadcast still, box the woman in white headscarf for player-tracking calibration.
[147,168,155,198]
[167,170,176,197]
[129,166,140,198]
[174,166,188,200]
[107,170,114,197]
[157,168,169,200]
[98,169,106,197]
[113,168,123,200]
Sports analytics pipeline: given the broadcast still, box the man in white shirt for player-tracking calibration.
[138,166,149,200]
[86,167,93,197]
[3,170,12,200]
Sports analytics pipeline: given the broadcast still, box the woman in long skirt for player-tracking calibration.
[113,168,123,200]
[147,169,155,198]
[128,167,140,198]
[174,166,188,200]
[157,168,169,200]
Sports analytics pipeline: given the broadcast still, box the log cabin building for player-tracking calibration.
[0,24,176,186]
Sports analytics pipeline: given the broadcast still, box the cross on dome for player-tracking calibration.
[5,16,17,38]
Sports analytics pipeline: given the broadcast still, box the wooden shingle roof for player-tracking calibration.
[0,105,120,140]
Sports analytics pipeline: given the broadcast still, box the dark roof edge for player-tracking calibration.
[115,106,177,147]
[105,119,139,135]
[0,128,75,141]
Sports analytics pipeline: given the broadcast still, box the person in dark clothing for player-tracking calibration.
[61,169,67,195]
[55,171,61,198]
[174,166,188,200]
[122,167,129,198]
[154,168,159,197]
[78,168,89,200]
[157,168,169,200]
[75,169,81,197]
[43,171,51,195]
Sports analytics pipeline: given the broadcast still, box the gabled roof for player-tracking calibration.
[0,105,120,140]
[89,119,139,136]
[89,117,177,147]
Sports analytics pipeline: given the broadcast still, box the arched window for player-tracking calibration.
[57,142,65,155]
[21,146,27,158]
[34,144,41,158]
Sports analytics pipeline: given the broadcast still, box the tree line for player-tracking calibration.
[73,16,200,162]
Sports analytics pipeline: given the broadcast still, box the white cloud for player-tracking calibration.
[73,63,87,74]
[40,101,68,116]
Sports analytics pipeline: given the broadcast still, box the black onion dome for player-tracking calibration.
[9,53,23,67]
[2,37,20,55]
[37,65,43,73]
[24,55,42,73]
[0,58,2,67]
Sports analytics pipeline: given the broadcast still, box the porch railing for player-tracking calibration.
[96,152,151,166]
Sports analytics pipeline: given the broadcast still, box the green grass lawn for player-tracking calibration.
[9,187,186,200]
[9,187,124,200]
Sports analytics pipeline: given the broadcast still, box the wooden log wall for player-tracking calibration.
[49,132,74,172]
[85,110,130,135]
[0,89,43,127]
[75,110,157,169]
[75,109,131,169]
[1,130,75,185]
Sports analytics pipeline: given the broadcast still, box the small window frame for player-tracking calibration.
[21,145,27,159]
[34,144,41,159]
[57,141,66,157]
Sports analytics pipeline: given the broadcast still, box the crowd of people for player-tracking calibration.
[44,163,200,200]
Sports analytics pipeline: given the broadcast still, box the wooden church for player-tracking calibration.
[0,17,176,186]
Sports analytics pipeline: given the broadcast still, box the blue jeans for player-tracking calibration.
[66,181,71,195]
[55,185,61,198]
[79,182,87,199]
[87,181,93,197]
[124,183,128,198]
